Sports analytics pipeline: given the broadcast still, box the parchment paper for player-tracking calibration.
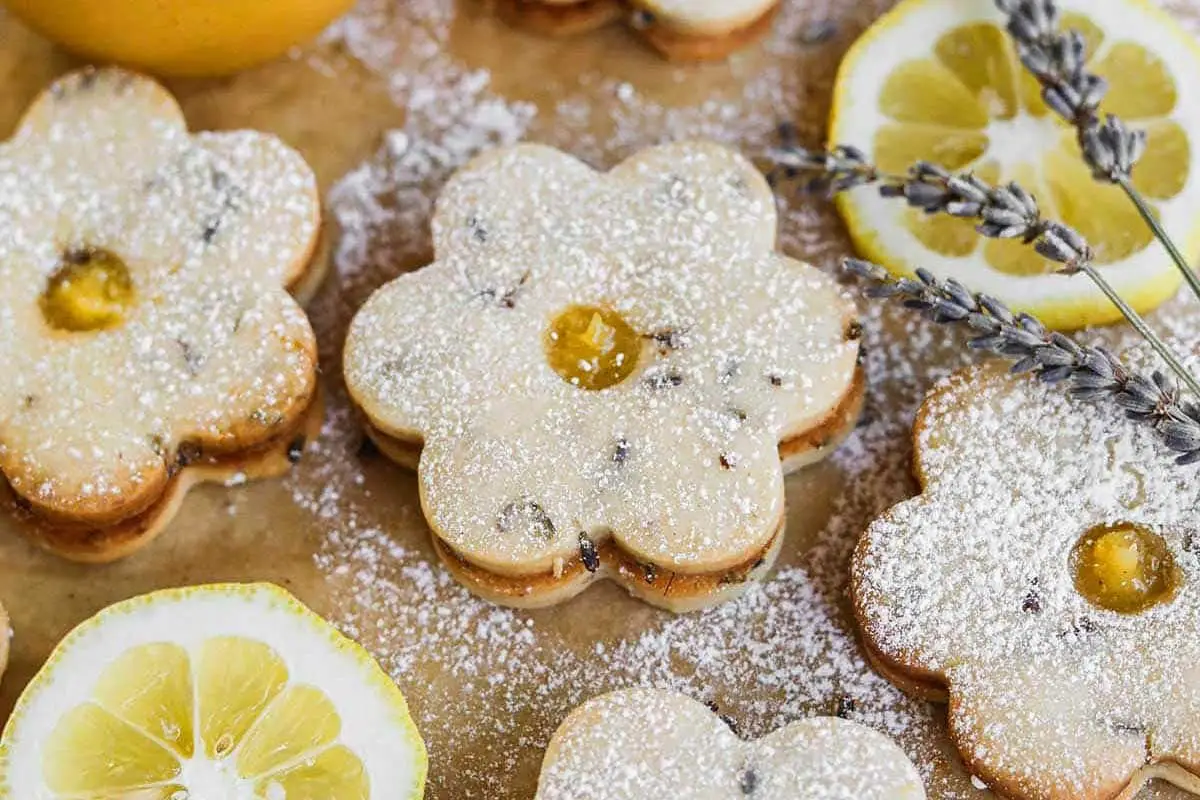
[1,2,1197,797]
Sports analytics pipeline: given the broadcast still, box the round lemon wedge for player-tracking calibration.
[830,0,1200,329]
[0,584,426,799]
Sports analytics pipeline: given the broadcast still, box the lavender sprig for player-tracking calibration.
[769,137,1200,399]
[769,142,878,195]
[996,0,1200,303]
[843,258,1200,464]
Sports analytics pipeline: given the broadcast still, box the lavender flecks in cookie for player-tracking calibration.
[534,689,925,799]
[344,141,859,610]
[0,67,319,549]
[853,352,1200,799]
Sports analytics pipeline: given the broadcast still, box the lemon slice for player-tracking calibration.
[0,584,426,799]
[830,0,1200,329]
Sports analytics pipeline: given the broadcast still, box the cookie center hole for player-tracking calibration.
[1071,524,1179,614]
[40,248,135,332]
[545,305,640,391]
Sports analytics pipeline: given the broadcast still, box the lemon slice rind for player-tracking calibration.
[830,0,1200,330]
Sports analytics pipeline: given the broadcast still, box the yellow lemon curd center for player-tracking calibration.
[1071,524,1179,614]
[544,305,640,391]
[40,248,135,332]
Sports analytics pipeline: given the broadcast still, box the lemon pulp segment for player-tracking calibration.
[40,636,369,798]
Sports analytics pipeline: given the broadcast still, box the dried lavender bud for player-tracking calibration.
[648,328,689,351]
[579,532,600,573]
[840,255,1200,465]
[1022,591,1043,614]
[613,437,630,466]
[768,127,1200,427]
[834,696,857,718]
[644,368,684,390]
[497,498,555,539]
[766,142,877,195]
[739,766,759,794]
[995,0,1146,181]
[286,436,306,464]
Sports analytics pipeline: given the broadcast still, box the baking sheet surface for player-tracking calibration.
[1,1,1198,797]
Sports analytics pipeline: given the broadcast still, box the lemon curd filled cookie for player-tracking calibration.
[853,359,1200,799]
[0,68,323,563]
[496,0,779,61]
[344,141,863,612]
[535,688,926,799]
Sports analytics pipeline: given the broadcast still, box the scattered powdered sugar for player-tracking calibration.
[536,688,925,799]
[341,140,859,582]
[284,1,1200,798]
[855,335,1200,796]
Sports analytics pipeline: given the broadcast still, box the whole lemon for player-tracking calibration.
[3,0,354,77]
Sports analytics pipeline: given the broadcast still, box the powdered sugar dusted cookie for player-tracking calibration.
[0,68,322,562]
[853,359,1200,800]
[535,688,926,799]
[497,0,779,61]
[344,141,861,611]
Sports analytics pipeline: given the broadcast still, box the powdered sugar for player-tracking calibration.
[342,141,860,599]
[854,341,1200,797]
[294,0,1200,798]
[0,68,318,525]
[536,688,925,799]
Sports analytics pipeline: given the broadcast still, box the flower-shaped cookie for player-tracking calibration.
[853,360,1200,799]
[535,688,926,799]
[344,141,862,611]
[0,68,322,562]
[498,0,780,61]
